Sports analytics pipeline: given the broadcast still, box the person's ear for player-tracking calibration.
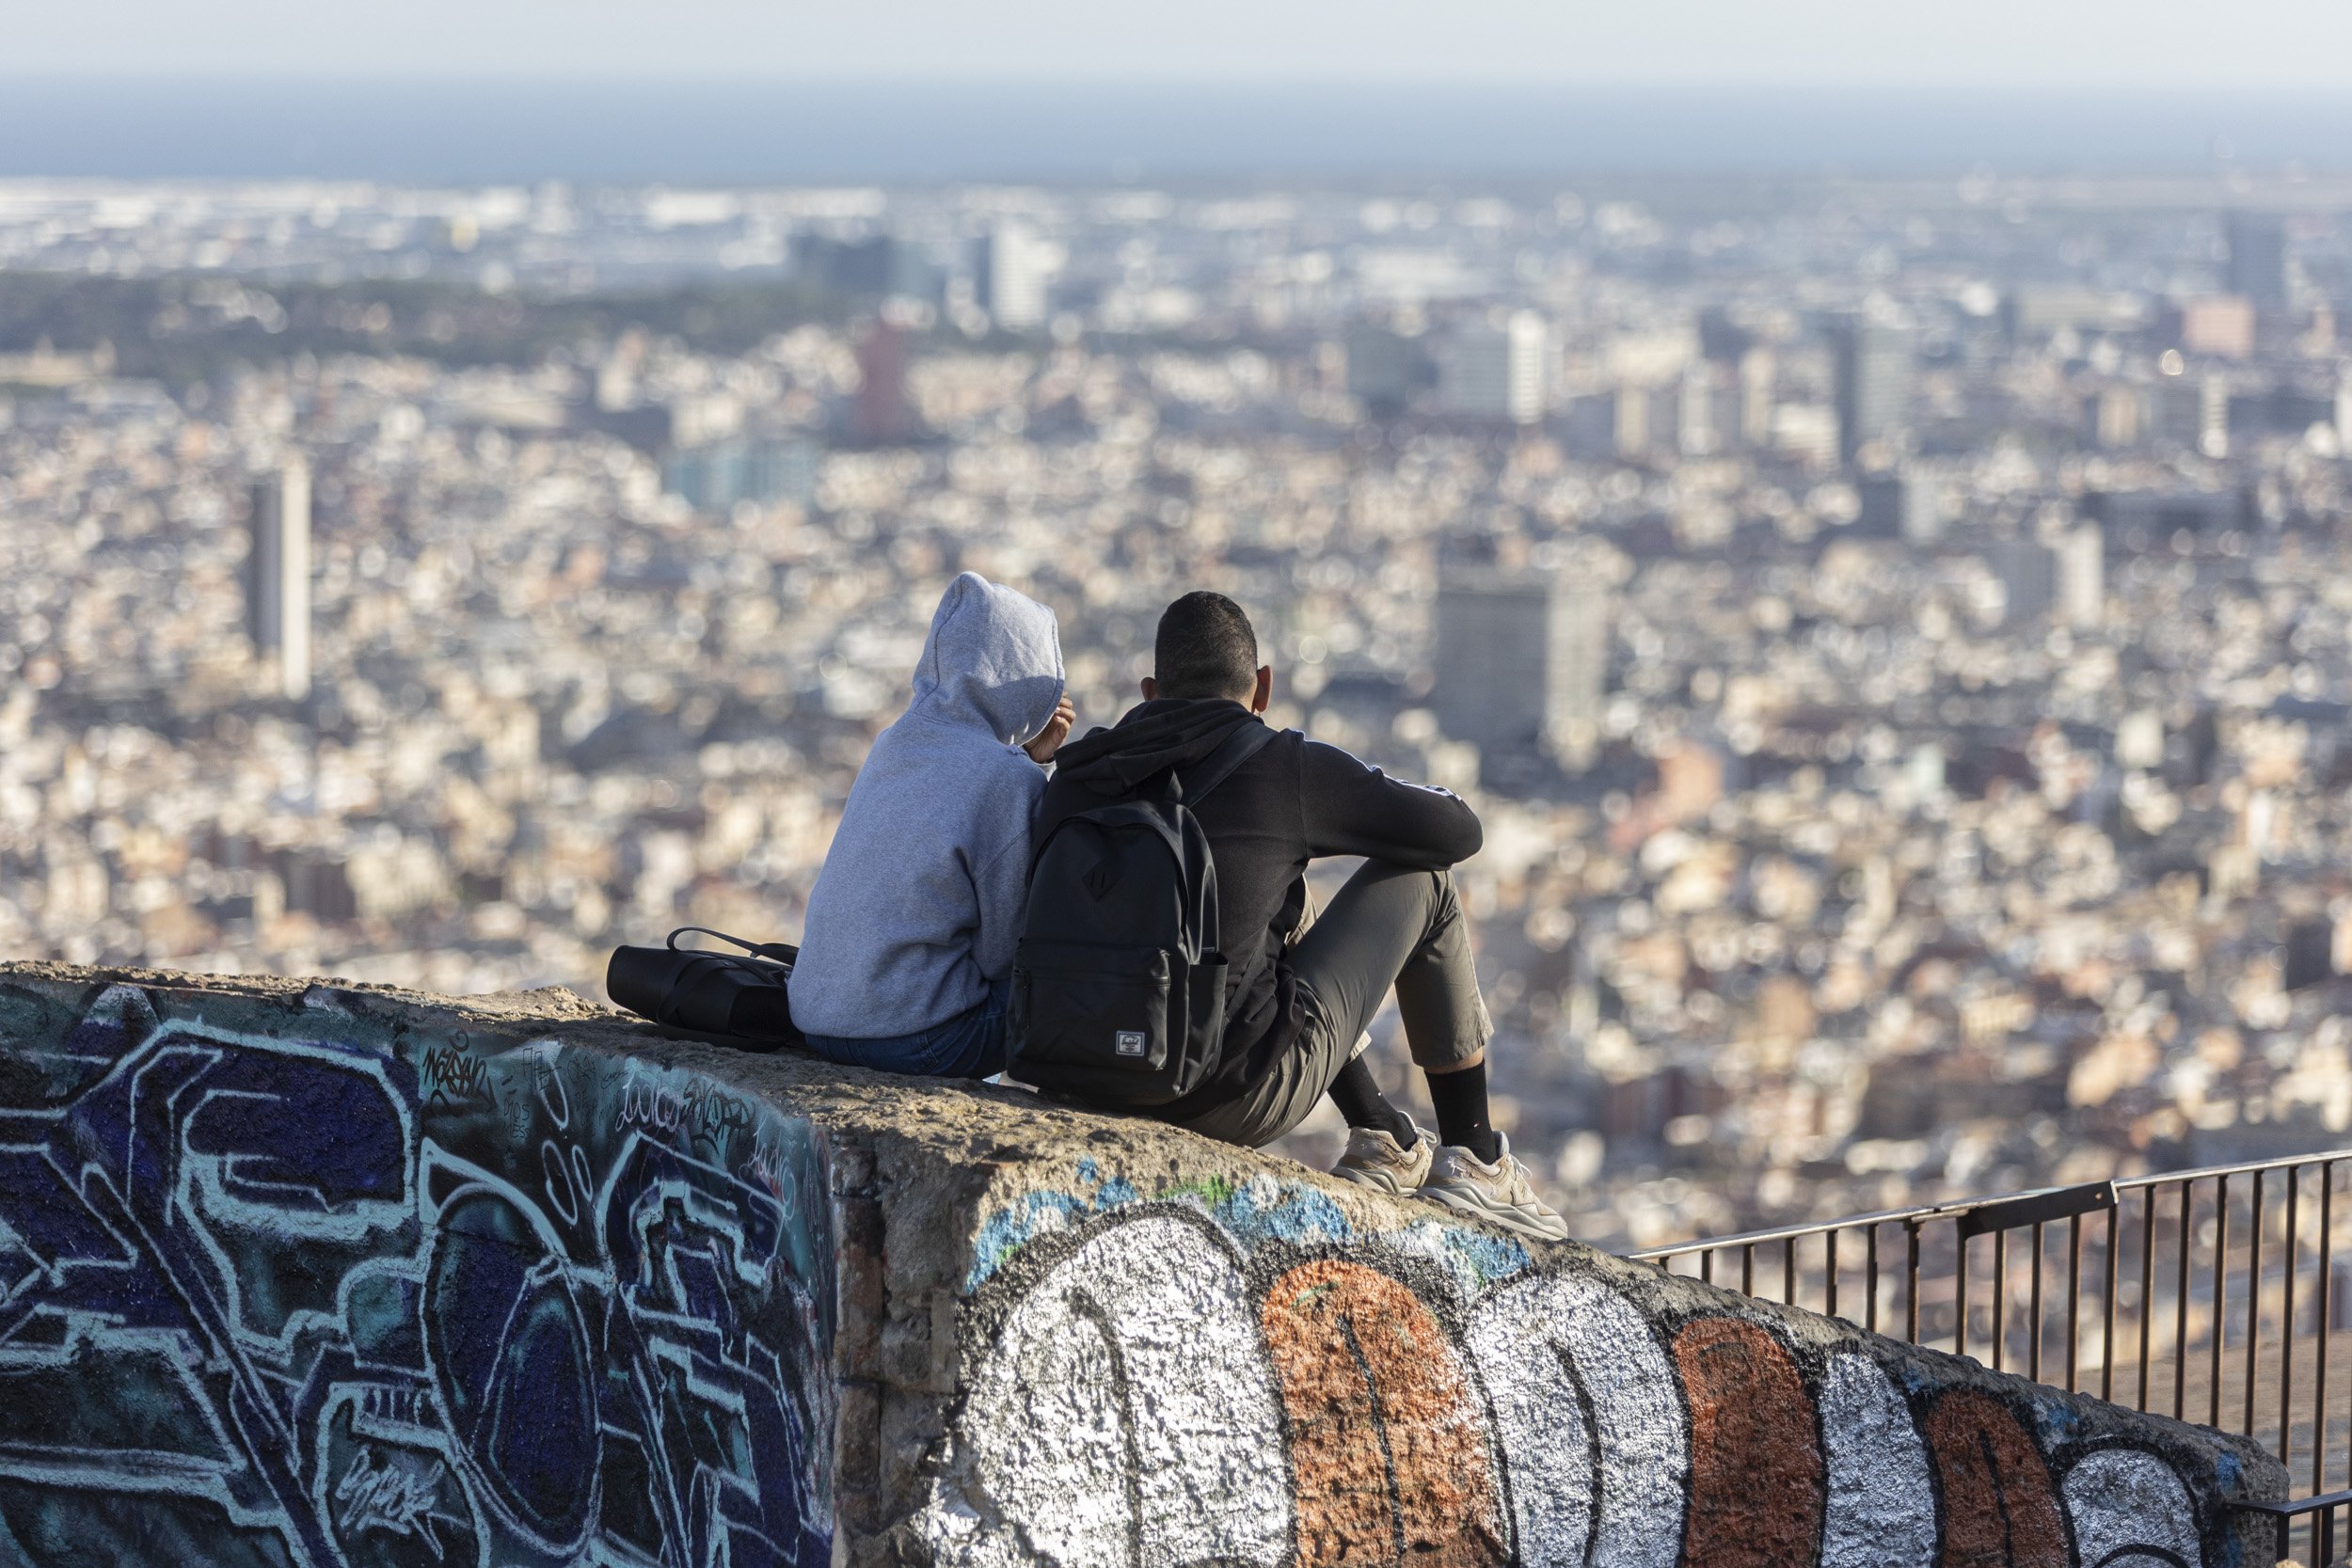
[1250,666,1272,714]
[1140,675,1158,701]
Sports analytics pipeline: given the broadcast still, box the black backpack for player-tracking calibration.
[1007,723,1273,1105]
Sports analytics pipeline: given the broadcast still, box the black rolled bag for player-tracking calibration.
[606,927,804,1051]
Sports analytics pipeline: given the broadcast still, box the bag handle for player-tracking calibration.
[666,926,793,970]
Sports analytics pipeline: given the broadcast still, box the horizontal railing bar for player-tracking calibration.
[2115,1150,2352,1195]
[1632,1210,1915,1259]
[2228,1486,2352,1517]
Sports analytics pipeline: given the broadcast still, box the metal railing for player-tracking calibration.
[1631,1148,2352,1563]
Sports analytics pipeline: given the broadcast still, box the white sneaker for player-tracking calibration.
[1420,1133,1571,1243]
[1327,1124,1435,1195]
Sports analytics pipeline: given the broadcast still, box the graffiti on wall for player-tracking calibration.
[0,980,834,1568]
[925,1181,2226,1568]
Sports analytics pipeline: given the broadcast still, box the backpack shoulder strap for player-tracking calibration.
[1179,721,1275,805]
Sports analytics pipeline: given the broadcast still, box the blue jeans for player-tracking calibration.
[803,978,1009,1081]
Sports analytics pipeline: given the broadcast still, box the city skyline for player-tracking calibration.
[6,164,2350,1255]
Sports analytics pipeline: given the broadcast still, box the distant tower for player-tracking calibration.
[1988,538,2057,630]
[247,458,311,700]
[1737,345,1776,447]
[977,221,1050,332]
[1432,567,1607,769]
[1833,319,1913,466]
[850,320,920,445]
[2225,212,2289,311]
[2057,523,2105,630]
[1438,311,1549,425]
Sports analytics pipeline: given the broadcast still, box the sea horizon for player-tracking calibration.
[1,76,2349,185]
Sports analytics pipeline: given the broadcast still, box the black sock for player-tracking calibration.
[1427,1060,1501,1164]
[1327,1054,1418,1146]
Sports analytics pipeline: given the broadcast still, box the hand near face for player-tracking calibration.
[1025,694,1077,763]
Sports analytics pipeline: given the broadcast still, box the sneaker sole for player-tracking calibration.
[1419,1182,1572,1243]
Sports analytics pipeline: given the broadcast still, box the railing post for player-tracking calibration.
[2117,1194,2136,1401]
[2281,1164,2298,1471]
[2176,1179,2193,1422]
[2247,1167,2265,1436]
[2029,1219,2045,1385]
[1994,1226,2009,1373]
[2317,1162,2335,1503]
[1826,1228,1839,1323]
[2066,1212,2081,1392]
[1957,1228,1971,1361]
[2137,1187,2155,1412]
[1867,1224,1880,1335]
[2213,1173,2230,1431]
[1906,1221,1921,1344]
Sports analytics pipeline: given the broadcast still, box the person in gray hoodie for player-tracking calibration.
[789,572,1073,1078]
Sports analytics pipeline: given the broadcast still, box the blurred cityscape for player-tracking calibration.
[7,169,2352,1248]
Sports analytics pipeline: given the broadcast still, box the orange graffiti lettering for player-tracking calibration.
[1261,1259,1504,1568]
[1925,1390,2068,1568]
[1674,1317,1824,1568]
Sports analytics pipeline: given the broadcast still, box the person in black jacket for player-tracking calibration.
[1037,591,1568,1242]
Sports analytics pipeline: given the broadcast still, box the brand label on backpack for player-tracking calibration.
[1114,1030,1146,1057]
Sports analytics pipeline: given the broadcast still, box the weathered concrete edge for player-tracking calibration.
[0,960,2294,1565]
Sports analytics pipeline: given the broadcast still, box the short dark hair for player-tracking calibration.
[1153,591,1260,699]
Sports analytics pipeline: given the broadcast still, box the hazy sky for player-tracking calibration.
[11,0,2352,88]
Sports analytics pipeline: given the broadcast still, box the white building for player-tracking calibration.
[1438,310,1549,425]
[2058,522,2105,630]
[978,221,1052,332]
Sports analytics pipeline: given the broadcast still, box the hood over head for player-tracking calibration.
[907,572,1064,746]
[1051,695,1258,796]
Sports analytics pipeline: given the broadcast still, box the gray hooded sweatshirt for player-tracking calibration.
[788,572,1064,1039]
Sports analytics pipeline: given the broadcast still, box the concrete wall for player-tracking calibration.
[0,964,2286,1568]
[0,967,835,1568]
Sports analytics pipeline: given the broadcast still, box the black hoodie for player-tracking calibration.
[1038,696,1483,1119]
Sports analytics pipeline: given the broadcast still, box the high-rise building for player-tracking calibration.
[2093,385,2144,449]
[1737,345,1775,448]
[2057,523,2104,630]
[1988,539,2056,629]
[247,459,311,701]
[1897,465,1948,545]
[1438,311,1549,425]
[849,320,920,445]
[1833,319,1912,465]
[1343,324,1432,419]
[2225,212,2290,311]
[1676,366,1719,456]
[977,221,1051,332]
[1432,567,1607,768]
[1854,469,1947,542]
